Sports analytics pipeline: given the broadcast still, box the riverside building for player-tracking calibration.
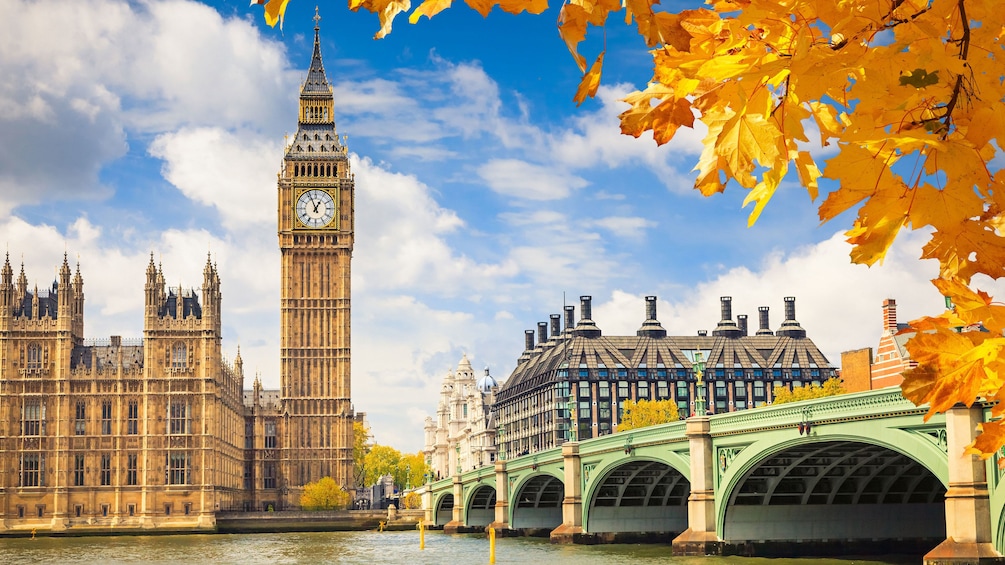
[494,295,837,458]
[423,355,500,480]
[0,254,246,531]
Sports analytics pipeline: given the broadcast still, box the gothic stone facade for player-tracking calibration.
[271,17,355,504]
[0,254,246,533]
[423,355,498,480]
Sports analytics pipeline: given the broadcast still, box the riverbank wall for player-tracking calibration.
[216,509,424,534]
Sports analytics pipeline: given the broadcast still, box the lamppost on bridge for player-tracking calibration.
[496,425,506,460]
[693,351,707,417]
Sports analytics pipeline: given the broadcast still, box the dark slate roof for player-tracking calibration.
[159,289,202,319]
[16,283,59,319]
[497,333,834,403]
[286,124,345,159]
[71,344,144,371]
[302,26,330,96]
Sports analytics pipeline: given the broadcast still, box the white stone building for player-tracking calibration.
[423,355,499,480]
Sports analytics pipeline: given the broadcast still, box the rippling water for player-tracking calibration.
[0,530,918,564]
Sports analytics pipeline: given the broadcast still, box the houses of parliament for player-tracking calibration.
[0,19,354,532]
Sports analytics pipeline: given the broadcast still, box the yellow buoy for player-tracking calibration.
[418,519,425,550]
[378,521,385,532]
[489,526,496,564]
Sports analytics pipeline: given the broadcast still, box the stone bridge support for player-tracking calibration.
[672,416,723,555]
[924,405,1005,564]
[422,486,433,525]
[443,475,464,534]
[487,460,515,535]
[550,442,583,543]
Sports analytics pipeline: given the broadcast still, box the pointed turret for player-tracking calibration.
[0,253,12,326]
[16,261,27,312]
[72,259,84,336]
[144,253,159,317]
[234,345,244,377]
[302,8,332,98]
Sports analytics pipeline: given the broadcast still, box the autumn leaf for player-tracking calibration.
[464,0,548,18]
[967,420,1005,461]
[348,0,412,39]
[252,0,290,29]
[899,68,940,88]
[574,52,604,106]
[409,0,452,23]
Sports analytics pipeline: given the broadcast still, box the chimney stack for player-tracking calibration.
[564,305,575,334]
[882,298,898,333]
[538,322,548,346]
[524,330,535,351]
[737,314,748,336]
[637,295,667,338]
[776,296,807,338]
[575,295,602,337]
[756,306,773,336]
[550,314,561,338]
[713,296,742,338]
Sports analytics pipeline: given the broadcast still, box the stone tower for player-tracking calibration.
[276,12,354,501]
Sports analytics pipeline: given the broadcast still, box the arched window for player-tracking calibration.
[26,343,42,370]
[171,342,187,370]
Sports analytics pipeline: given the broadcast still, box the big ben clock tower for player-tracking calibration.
[277,11,353,501]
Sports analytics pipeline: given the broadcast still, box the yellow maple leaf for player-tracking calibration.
[253,0,290,29]
[409,0,453,23]
[349,0,412,39]
[967,420,1005,461]
[714,110,782,184]
[742,162,785,227]
[463,0,548,18]
[573,52,604,106]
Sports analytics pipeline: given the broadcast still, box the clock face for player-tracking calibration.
[296,189,336,228]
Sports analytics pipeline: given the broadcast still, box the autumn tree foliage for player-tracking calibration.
[401,491,423,509]
[617,399,680,432]
[353,421,371,489]
[300,476,352,510]
[254,1,1005,457]
[361,445,431,490]
[771,378,845,405]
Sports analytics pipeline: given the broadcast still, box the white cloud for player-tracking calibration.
[478,158,588,201]
[0,0,296,209]
[149,127,281,230]
[592,216,657,239]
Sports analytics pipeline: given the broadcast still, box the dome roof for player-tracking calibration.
[476,367,497,394]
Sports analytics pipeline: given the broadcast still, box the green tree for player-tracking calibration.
[300,476,351,510]
[617,399,680,432]
[772,378,846,406]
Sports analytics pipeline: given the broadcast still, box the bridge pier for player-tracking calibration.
[443,475,465,534]
[672,416,724,556]
[550,442,584,543]
[924,404,1005,565]
[487,460,517,536]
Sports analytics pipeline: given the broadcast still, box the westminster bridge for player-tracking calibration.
[422,387,1005,562]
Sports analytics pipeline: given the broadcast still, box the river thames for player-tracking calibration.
[0,530,920,564]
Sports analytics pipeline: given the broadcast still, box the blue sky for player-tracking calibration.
[1,0,953,450]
